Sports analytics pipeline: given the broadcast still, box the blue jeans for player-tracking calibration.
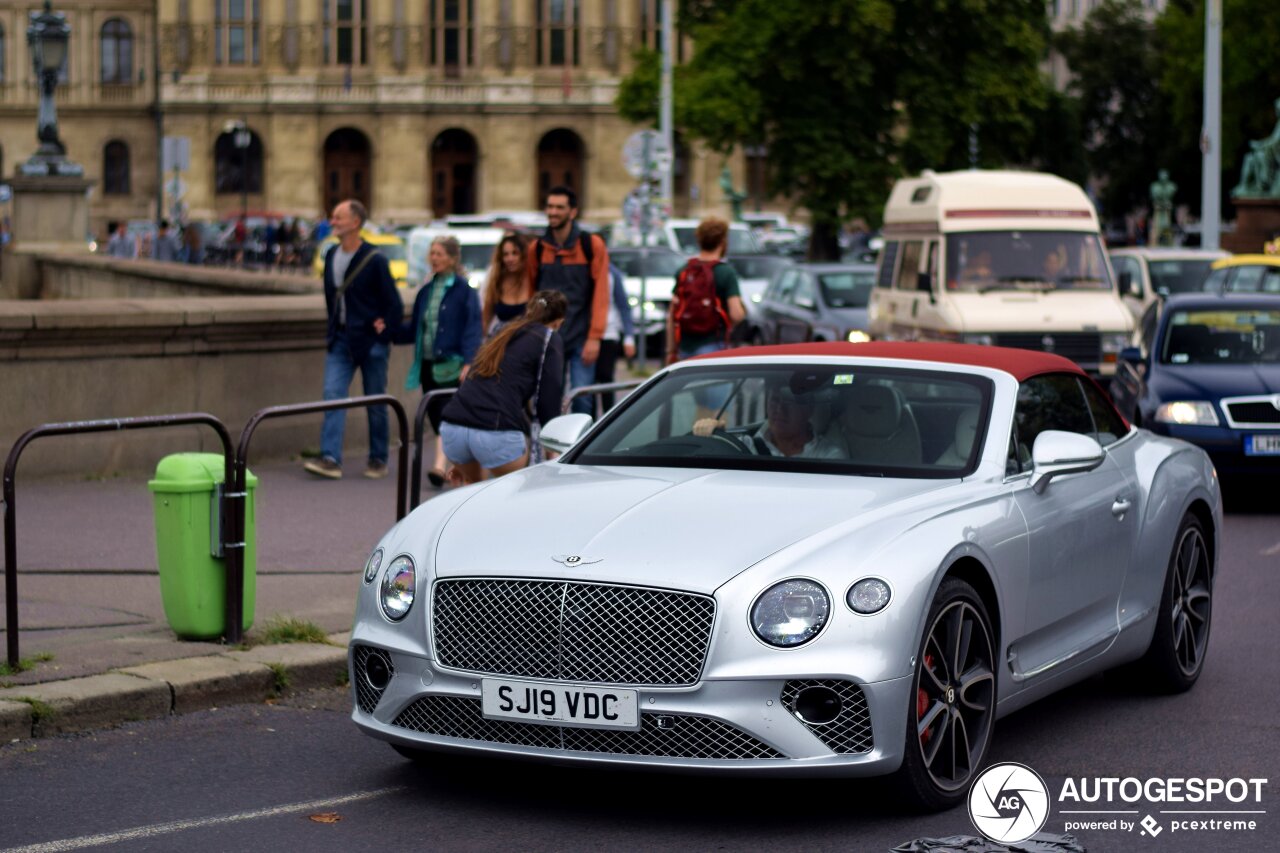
[319,338,390,465]
[566,347,598,416]
[679,340,730,412]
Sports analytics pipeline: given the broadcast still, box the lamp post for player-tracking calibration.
[19,1,83,177]
[225,119,251,224]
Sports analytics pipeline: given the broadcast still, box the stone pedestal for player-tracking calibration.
[2,174,95,299]
[1223,197,1280,255]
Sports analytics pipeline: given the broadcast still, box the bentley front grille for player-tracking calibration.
[781,679,874,755]
[392,696,783,760]
[432,579,715,686]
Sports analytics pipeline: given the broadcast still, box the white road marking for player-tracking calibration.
[1,787,407,853]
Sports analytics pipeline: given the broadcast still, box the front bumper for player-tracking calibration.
[1147,423,1280,475]
[349,642,912,777]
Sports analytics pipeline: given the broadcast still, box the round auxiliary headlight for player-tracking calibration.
[363,548,384,584]
[380,555,416,621]
[750,579,830,647]
[847,577,892,614]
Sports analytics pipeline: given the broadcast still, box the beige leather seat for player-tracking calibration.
[838,384,922,465]
[934,406,980,467]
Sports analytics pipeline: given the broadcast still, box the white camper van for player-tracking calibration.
[867,170,1133,375]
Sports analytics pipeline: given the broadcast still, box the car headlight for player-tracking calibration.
[1155,401,1220,426]
[846,329,871,343]
[751,293,763,303]
[628,296,639,306]
[962,334,994,347]
[1101,333,1129,354]
[846,577,892,614]
[380,555,416,621]
[363,547,384,584]
[750,579,830,647]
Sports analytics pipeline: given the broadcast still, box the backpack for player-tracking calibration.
[530,231,595,285]
[673,259,729,342]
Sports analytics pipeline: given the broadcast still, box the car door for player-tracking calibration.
[1111,254,1146,319]
[761,270,798,343]
[1006,373,1136,683]
[774,272,819,343]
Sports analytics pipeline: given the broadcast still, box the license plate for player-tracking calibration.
[481,678,640,730]
[1244,434,1280,455]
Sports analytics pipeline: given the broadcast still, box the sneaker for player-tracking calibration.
[364,460,389,479]
[304,457,342,479]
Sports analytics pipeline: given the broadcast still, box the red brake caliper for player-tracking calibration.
[917,653,934,744]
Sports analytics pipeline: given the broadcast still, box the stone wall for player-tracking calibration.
[35,253,324,300]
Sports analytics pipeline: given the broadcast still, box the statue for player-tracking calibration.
[1149,169,1177,246]
[719,165,747,222]
[1231,97,1280,198]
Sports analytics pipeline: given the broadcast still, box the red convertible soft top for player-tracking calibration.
[692,341,1084,382]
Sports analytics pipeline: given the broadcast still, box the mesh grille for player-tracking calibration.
[353,645,393,714]
[392,696,783,760]
[433,579,716,686]
[1225,400,1280,426]
[994,333,1100,365]
[780,680,874,755]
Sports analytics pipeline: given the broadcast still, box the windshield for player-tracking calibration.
[671,227,759,255]
[819,270,875,308]
[726,255,792,281]
[946,231,1111,292]
[568,364,992,478]
[1148,260,1214,296]
[1222,264,1280,294]
[1162,307,1280,365]
[613,251,684,277]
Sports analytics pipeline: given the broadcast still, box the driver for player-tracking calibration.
[692,381,845,458]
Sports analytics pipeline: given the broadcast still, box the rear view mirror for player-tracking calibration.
[1029,430,1105,494]
[538,413,594,456]
[917,271,936,304]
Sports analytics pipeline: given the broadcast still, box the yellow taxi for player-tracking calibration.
[1203,253,1280,295]
[313,230,410,289]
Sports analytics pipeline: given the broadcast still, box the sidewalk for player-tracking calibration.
[1,455,416,743]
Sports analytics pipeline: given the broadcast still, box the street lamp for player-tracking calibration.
[19,1,83,177]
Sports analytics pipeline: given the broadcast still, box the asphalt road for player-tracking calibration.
[1,497,1277,853]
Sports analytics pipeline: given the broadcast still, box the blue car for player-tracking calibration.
[1110,293,1280,476]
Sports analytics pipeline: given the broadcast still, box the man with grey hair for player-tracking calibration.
[304,199,403,480]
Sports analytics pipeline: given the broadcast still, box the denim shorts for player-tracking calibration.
[440,422,528,469]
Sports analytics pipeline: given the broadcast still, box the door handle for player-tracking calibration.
[1111,497,1132,520]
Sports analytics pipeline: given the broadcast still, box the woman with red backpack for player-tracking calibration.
[665,216,747,365]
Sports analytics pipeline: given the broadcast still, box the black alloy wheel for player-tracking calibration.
[1140,513,1212,692]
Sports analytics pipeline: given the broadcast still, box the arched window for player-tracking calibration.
[103,141,131,195]
[215,128,264,195]
[101,19,133,84]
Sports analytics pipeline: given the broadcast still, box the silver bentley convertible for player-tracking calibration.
[349,341,1220,810]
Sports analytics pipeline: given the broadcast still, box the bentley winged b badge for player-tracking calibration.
[551,554,603,567]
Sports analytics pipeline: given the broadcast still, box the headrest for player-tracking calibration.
[843,384,902,438]
[954,407,980,453]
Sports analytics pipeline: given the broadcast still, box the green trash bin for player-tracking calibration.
[148,453,258,640]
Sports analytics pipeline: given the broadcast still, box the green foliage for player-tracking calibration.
[0,653,54,677]
[615,48,662,127]
[267,662,291,695]
[260,615,333,646]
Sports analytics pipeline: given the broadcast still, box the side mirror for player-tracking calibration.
[1118,346,1142,364]
[538,413,594,456]
[794,294,817,310]
[917,271,936,304]
[1118,271,1140,297]
[1029,430,1105,494]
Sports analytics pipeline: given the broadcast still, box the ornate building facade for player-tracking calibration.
[1,1,730,236]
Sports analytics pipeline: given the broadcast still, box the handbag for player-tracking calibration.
[527,328,554,465]
[431,356,465,385]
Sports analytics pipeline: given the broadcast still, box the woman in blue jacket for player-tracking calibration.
[396,234,483,486]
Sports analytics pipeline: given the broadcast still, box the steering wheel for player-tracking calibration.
[708,426,753,455]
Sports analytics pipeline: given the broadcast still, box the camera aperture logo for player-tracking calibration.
[969,762,1051,844]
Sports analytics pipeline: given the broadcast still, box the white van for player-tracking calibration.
[405,226,506,292]
[867,169,1133,375]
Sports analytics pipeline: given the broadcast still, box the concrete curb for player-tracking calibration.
[0,635,350,743]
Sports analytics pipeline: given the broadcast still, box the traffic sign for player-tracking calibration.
[623,130,671,180]
[165,177,188,200]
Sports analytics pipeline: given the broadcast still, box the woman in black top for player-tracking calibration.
[439,290,567,485]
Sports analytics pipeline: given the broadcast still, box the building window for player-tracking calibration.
[215,0,261,65]
[103,141,130,195]
[0,23,6,83]
[100,19,133,84]
[429,0,474,74]
[638,0,660,50]
[535,0,580,67]
[215,129,264,194]
[323,0,368,66]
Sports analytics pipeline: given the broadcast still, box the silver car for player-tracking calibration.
[350,342,1220,810]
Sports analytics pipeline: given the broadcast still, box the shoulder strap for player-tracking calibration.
[580,231,594,265]
[335,247,380,300]
[529,327,555,423]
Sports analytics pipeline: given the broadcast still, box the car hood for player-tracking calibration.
[432,463,946,593]
[1150,362,1280,400]
[944,291,1132,333]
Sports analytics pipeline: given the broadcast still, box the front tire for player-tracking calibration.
[893,577,997,811]
[1139,513,1212,693]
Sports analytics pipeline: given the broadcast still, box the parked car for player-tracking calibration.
[1108,246,1229,320]
[608,246,683,344]
[349,341,1220,811]
[312,230,410,288]
[664,218,762,256]
[723,254,794,337]
[1201,254,1280,296]
[749,262,876,345]
[1110,292,1280,478]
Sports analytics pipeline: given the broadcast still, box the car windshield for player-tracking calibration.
[726,255,791,280]
[613,251,683,277]
[1161,307,1280,365]
[671,227,759,255]
[567,364,992,478]
[819,270,875,307]
[946,231,1111,292]
[1148,259,1214,296]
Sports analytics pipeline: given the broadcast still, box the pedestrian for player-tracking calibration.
[233,215,248,265]
[592,260,637,412]
[106,221,137,259]
[152,219,181,262]
[526,185,610,415]
[481,231,533,336]
[439,291,567,486]
[395,234,483,488]
[666,216,746,364]
[183,223,205,265]
[303,199,404,481]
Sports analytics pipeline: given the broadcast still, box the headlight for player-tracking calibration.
[751,579,830,647]
[962,334,994,347]
[380,555,416,621]
[846,329,871,343]
[628,296,639,306]
[751,293,763,303]
[1155,401,1220,426]
[846,577,892,614]
[1101,333,1129,354]
[363,547,384,584]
